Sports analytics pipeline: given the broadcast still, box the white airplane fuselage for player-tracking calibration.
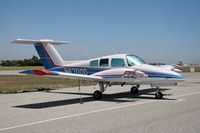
[49,54,184,87]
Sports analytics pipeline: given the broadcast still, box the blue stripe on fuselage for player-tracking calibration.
[49,67,107,75]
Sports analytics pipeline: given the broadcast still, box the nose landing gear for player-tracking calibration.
[155,91,163,99]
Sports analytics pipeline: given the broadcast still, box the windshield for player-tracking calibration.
[126,55,146,66]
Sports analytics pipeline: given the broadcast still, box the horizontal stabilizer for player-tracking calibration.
[11,39,70,45]
[19,70,34,75]
[12,38,69,69]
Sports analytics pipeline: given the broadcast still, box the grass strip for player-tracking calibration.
[0,75,94,94]
[0,66,44,71]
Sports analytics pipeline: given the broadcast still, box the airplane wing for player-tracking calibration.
[52,71,103,81]
[20,69,103,81]
[20,68,147,83]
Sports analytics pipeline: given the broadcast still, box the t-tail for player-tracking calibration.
[11,39,70,69]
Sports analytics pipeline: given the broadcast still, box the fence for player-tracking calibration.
[180,67,200,72]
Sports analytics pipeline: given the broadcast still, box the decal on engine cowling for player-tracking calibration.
[123,71,136,78]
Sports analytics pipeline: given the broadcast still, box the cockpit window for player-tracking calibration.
[126,55,146,66]
[111,58,125,67]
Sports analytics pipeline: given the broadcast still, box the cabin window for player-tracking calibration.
[90,60,98,67]
[100,59,109,67]
[111,58,125,67]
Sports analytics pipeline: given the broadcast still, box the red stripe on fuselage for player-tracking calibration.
[33,69,53,75]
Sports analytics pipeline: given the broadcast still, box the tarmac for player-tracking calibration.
[0,70,23,75]
[0,73,200,133]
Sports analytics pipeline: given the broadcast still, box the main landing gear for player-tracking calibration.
[93,82,109,100]
[130,85,140,95]
[93,90,102,100]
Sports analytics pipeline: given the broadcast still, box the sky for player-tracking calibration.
[0,0,200,64]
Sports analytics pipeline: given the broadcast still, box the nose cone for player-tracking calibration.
[133,64,185,81]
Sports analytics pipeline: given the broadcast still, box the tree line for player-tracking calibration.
[1,55,43,66]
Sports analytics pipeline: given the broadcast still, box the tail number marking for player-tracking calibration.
[64,68,88,75]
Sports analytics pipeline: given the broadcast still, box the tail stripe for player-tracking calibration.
[34,43,55,69]
[12,39,68,69]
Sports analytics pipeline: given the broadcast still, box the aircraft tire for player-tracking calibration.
[155,91,163,99]
[93,90,102,100]
[130,86,139,95]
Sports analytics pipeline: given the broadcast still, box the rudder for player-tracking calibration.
[34,43,55,69]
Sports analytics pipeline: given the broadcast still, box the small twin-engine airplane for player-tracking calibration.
[12,39,185,99]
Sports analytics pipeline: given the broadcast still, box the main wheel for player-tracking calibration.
[155,91,163,99]
[130,86,139,95]
[93,90,102,100]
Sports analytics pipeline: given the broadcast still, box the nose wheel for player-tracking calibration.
[155,91,163,99]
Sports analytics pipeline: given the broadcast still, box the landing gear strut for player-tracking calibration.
[93,82,109,100]
[155,87,163,99]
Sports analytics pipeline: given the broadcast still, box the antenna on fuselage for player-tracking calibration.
[84,52,92,59]
[110,45,118,54]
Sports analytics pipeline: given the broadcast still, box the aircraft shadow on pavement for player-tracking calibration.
[14,88,174,109]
